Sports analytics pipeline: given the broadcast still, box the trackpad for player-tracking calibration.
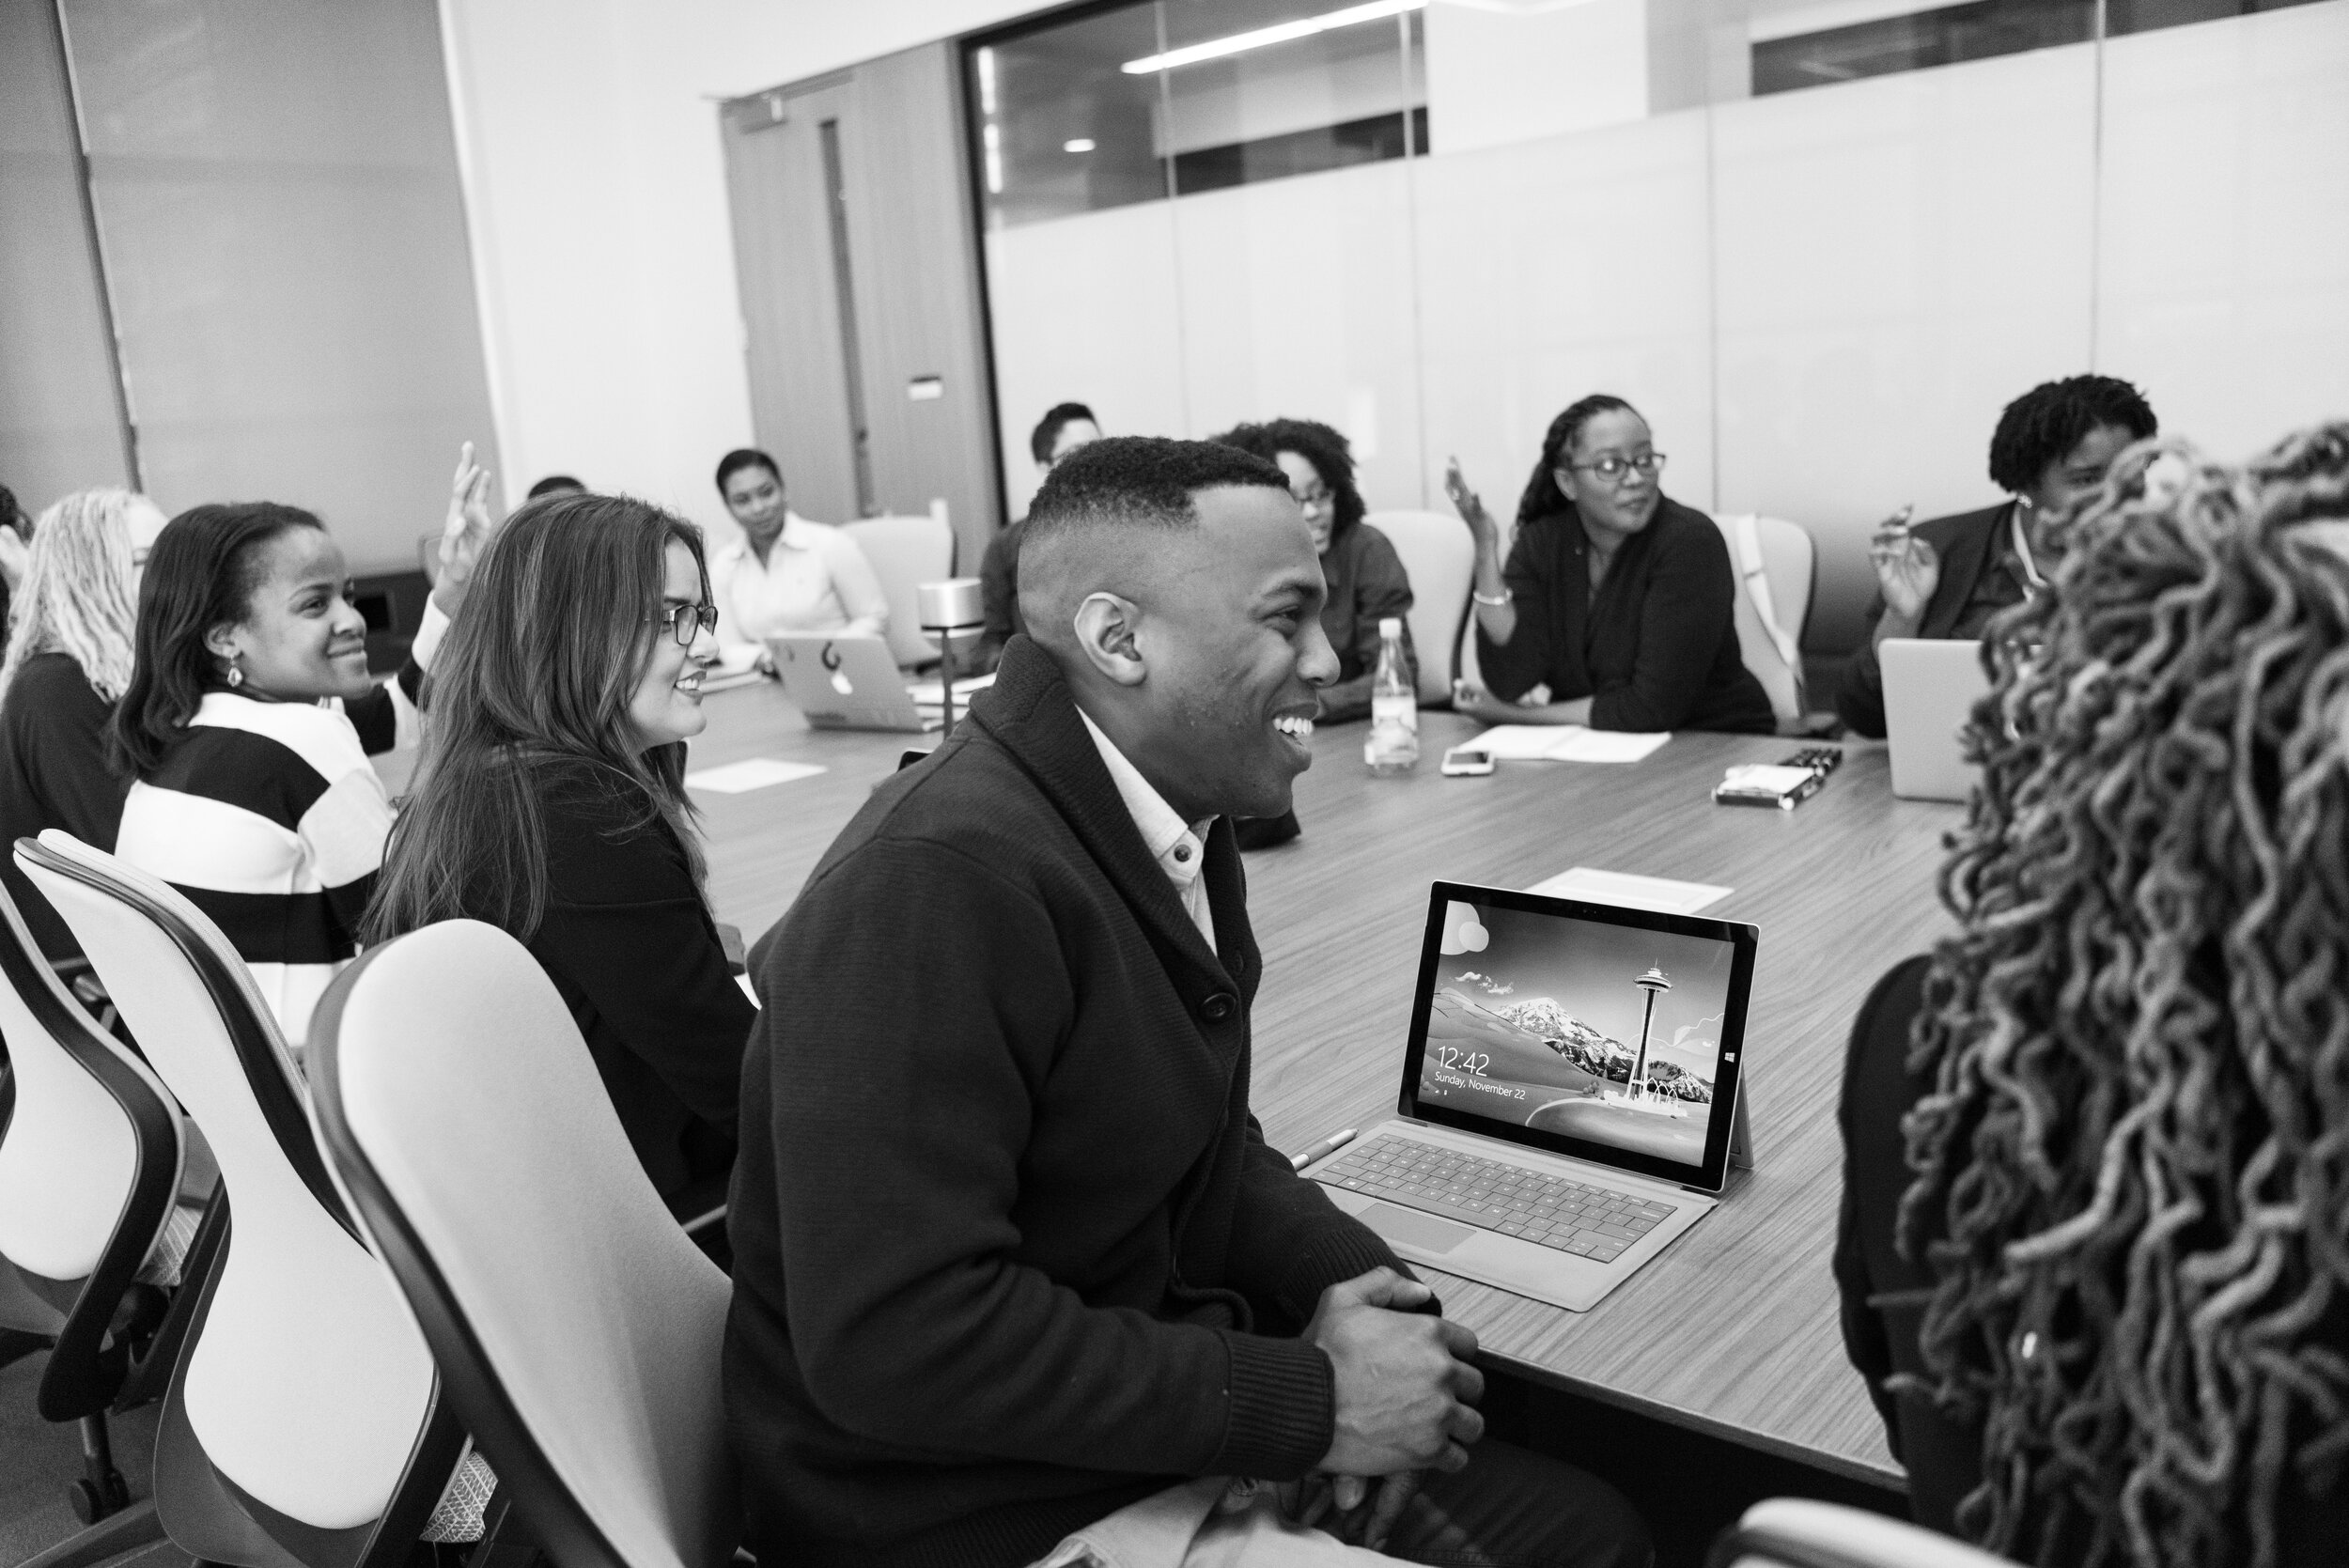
[1358,1202,1475,1255]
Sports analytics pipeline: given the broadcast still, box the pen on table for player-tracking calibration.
[1290,1127,1357,1172]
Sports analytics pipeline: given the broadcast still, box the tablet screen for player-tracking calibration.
[1408,889,1751,1183]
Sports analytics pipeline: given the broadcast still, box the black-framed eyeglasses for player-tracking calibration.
[1571,452,1667,483]
[655,602,719,645]
[1291,486,1332,517]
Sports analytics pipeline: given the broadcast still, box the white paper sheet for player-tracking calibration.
[684,758,827,794]
[1473,724,1671,763]
[1522,865,1733,915]
[910,671,997,707]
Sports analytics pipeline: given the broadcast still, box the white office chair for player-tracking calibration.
[309,920,739,1568]
[17,832,491,1568]
[1364,510,1476,704]
[842,510,956,670]
[1704,1498,2011,1567]
[0,874,206,1568]
[1711,513,1817,727]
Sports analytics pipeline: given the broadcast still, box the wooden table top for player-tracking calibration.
[677,682,1964,1488]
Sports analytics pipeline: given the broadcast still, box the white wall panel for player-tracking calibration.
[1423,0,1650,155]
[1412,112,1716,546]
[2094,2,2349,464]
[1710,42,2098,649]
[985,201,1187,522]
[1170,161,1425,511]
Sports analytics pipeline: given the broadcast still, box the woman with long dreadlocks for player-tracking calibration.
[1835,424,2349,1567]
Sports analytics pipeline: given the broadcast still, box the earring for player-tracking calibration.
[226,663,243,689]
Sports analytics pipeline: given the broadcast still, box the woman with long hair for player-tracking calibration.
[0,489,167,959]
[109,496,478,1045]
[367,492,752,1210]
[1835,426,2349,1566]
[1446,396,1772,733]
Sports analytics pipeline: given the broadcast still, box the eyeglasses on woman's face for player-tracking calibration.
[655,601,719,645]
[1571,452,1667,484]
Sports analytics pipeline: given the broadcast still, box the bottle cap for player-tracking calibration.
[1379,617,1403,637]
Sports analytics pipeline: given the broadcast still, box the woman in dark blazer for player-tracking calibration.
[1447,396,1771,734]
[367,491,753,1218]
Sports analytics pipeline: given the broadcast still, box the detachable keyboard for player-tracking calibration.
[1314,1138,1674,1265]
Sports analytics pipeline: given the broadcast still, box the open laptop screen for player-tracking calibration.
[1401,883,1758,1192]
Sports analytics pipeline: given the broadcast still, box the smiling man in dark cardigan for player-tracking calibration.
[725,438,1650,1568]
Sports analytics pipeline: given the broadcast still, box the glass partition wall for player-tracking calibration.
[968,0,2346,650]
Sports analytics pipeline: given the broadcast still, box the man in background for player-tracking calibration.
[971,400,1100,673]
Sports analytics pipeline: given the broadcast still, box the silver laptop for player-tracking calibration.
[1304,883,1758,1312]
[1881,638,1989,802]
[767,634,936,733]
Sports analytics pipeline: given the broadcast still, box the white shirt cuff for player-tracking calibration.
[411,596,453,672]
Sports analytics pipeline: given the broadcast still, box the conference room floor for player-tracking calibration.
[661,678,1964,1491]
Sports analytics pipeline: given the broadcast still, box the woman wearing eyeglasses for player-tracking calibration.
[1212,417,1414,722]
[1447,395,1773,734]
[368,492,753,1216]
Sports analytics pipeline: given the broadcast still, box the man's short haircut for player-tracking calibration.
[1021,436,1288,559]
[1029,402,1098,466]
[526,474,585,500]
[715,448,782,495]
[1987,376,2157,493]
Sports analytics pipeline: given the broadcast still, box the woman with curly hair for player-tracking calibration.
[1835,424,2349,1566]
[1837,374,2157,737]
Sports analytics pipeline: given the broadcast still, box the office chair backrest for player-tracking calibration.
[1712,514,1817,723]
[841,512,955,669]
[0,877,178,1287]
[17,831,438,1532]
[0,870,183,1418]
[1362,510,1476,705]
[1703,1498,2010,1568]
[310,920,739,1568]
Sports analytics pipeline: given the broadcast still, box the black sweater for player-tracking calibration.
[1836,957,2349,1557]
[495,768,753,1202]
[724,636,1409,1568]
[0,654,127,961]
[1477,496,1773,734]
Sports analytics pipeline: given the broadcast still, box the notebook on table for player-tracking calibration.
[1302,882,1758,1312]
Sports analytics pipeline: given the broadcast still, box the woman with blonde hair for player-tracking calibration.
[0,488,167,959]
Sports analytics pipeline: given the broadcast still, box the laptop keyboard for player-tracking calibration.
[1315,1140,1675,1265]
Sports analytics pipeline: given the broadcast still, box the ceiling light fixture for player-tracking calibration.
[1121,0,1425,74]
[1064,137,1097,152]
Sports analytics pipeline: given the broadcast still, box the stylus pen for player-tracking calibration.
[1291,1127,1358,1172]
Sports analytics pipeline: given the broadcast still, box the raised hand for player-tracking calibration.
[1445,457,1497,543]
[434,441,499,613]
[0,523,27,594]
[1306,1267,1484,1478]
[1867,506,1937,626]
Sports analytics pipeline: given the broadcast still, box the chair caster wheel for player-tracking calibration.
[68,1469,130,1523]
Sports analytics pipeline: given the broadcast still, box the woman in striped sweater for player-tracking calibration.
[108,502,466,1046]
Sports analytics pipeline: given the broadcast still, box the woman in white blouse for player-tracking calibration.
[709,449,889,660]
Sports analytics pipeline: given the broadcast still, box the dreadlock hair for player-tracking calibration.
[0,489,144,705]
[1895,422,2349,1568]
[1516,395,1637,530]
[1986,376,2157,495]
[1210,417,1365,543]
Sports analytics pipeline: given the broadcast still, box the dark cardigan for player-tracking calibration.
[1833,505,2015,739]
[1476,496,1772,734]
[499,768,752,1202]
[724,635,1410,1568]
[1836,956,2349,1557]
[0,654,128,961]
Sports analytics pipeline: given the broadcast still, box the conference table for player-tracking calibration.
[677,679,1965,1491]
